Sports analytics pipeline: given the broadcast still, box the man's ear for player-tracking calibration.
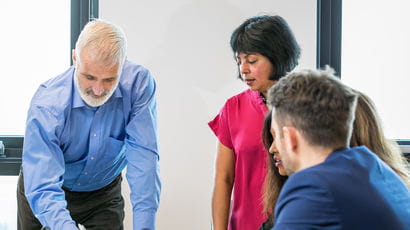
[282,126,298,154]
[72,49,77,66]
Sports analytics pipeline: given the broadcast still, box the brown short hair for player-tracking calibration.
[268,67,358,149]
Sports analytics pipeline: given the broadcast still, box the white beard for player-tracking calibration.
[74,71,119,107]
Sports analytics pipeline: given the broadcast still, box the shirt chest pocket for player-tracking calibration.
[96,137,125,167]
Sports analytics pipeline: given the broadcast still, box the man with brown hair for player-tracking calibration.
[267,67,410,229]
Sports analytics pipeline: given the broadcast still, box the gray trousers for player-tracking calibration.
[17,171,124,230]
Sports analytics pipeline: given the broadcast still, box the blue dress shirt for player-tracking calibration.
[22,60,161,230]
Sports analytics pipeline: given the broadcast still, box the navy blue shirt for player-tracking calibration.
[273,146,410,230]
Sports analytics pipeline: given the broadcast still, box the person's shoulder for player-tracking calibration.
[119,60,155,92]
[278,167,336,215]
[123,60,145,71]
[218,89,248,111]
[287,166,326,186]
[231,88,255,99]
[31,66,74,114]
[278,168,333,210]
[40,66,74,90]
[286,163,350,197]
[288,147,382,191]
[225,89,254,105]
[326,146,386,173]
[121,60,152,79]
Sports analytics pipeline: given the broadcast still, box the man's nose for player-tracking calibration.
[92,82,104,96]
[269,141,277,154]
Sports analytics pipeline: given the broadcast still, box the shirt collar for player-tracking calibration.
[249,89,266,105]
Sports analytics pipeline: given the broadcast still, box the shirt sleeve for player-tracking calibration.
[273,171,339,229]
[208,100,234,149]
[124,69,161,230]
[23,105,78,230]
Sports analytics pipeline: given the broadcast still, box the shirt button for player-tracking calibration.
[84,172,88,175]
[90,157,94,160]
[77,183,81,186]
[93,133,96,137]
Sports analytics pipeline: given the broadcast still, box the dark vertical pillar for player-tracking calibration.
[316,0,342,77]
[70,0,99,65]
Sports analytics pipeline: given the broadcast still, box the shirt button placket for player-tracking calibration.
[88,108,100,182]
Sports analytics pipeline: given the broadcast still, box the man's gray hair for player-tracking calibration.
[75,19,127,67]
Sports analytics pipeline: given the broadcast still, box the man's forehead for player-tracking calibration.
[79,71,118,80]
[270,109,278,130]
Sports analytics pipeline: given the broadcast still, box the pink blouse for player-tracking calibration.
[209,89,268,230]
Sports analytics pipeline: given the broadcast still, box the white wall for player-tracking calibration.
[100,0,316,229]
[0,0,70,135]
[341,0,410,139]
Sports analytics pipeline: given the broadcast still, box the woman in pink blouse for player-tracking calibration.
[208,15,300,230]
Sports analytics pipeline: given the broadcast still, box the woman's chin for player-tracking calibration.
[278,167,287,176]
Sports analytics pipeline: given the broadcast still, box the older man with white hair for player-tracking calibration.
[17,19,161,230]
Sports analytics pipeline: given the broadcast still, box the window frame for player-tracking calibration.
[0,0,99,176]
[316,0,342,77]
[317,0,410,156]
[71,0,99,65]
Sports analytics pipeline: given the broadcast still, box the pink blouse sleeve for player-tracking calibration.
[208,101,234,149]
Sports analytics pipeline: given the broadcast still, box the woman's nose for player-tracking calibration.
[240,63,250,76]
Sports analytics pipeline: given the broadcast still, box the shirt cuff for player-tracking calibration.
[41,222,78,230]
[133,210,156,230]
[63,223,79,230]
